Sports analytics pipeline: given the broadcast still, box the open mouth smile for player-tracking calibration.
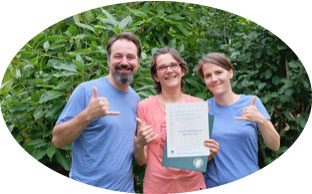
[164,75,178,80]
[115,65,134,72]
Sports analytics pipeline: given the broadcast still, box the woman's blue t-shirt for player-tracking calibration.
[205,95,270,188]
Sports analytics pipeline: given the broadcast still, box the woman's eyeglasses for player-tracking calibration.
[156,63,179,72]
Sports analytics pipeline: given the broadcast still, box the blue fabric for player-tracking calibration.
[56,77,140,192]
[205,95,270,188]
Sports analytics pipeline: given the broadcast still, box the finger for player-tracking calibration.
[148,133,158,143]
[206,142,219,149]
[234,116,247,120]
[136,117,146,128]
[251,96,257,106]
[106,111,120,116]
[92,87,98,99]
[141,126,153,136]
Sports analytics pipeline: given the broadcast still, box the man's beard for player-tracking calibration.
[112,65,135,85]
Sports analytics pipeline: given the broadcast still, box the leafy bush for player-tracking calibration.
[1,2,311,193]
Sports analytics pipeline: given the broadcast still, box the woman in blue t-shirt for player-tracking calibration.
[194,52,280,188]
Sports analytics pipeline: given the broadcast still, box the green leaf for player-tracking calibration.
[68,25,78,35]
[52,71,78,78]
[258,83,266,90]
[43,41,50,50]
[39,90,64,104]
[264,69,272,79]
[45,102,65,119]
[272,76,280,86]
[176,24,190,37]
[33,108,44,120]
[101,9,118,25]
[55,150,71,171]
[47,146,56,158]
[75,22,95,32]
[128,8,147,17]
[25,139,45,147]
[47,59,77,72]
[167,13,184,21]
[33,150,47,160]
[32,32,45,44]
[119,16,132,29]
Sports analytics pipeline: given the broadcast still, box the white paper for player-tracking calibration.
[166,102,210,158]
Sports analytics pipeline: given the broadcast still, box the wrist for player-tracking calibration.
[135,138,145,149]
[82,108,93,123]
[257,115,266,125]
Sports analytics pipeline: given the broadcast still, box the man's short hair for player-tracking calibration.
[106,32,141,60]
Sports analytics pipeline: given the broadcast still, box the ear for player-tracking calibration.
[153,73,160,82]
[107,55,111,67]
[181,67,186,77]
[229,69,234,80]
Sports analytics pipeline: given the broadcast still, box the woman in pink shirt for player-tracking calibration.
[134,47,220,194]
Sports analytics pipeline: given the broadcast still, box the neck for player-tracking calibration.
[158,88,185,103]
[108,74,129,92]
[214,90,240,106]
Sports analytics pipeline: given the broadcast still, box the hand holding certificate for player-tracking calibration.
[166,102,210,158]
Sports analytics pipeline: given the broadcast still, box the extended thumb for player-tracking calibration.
[251,96,257,106]
[92,87,98,98]
[136,117,146,127]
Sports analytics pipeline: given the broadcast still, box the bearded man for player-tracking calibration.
[52,32,141,192]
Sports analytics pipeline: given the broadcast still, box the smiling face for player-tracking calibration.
[202,62,233,97]
[153,53,185,92]
[108,39,140,86]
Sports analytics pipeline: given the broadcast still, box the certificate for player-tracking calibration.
[166,102,210,158]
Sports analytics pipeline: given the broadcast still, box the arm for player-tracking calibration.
[256,116,280,151]
[52,87,119,148]
[134,138,148,166]
[235,96,280,151]
[52,108,92,148]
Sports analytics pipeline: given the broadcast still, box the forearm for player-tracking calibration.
[258,118,280,151]
[134,142,147,166]
[52,108,92,148]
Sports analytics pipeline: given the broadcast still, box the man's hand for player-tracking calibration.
[86,87,120,121]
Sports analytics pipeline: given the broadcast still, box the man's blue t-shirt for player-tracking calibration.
[56,77,140,192]
[205,95,270,188]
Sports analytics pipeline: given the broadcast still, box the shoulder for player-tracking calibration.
[78,77,105,91]
[128,86,140,100]
[185,94,204,102]
[240,94,253,100]
[138,95,157,107]
[206,97,215,105]
[239,94,262,103]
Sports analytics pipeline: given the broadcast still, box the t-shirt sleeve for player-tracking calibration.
[137,101,147,124]
[56,84,88,124]
[256,96,271,120]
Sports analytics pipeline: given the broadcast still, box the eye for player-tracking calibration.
[204,74,211,79]
[113,54,122,59]
[127,55,135,60]
[170,63,179,68]
[157,65,166,71]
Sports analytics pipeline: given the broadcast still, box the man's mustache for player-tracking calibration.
[115,64,134,71]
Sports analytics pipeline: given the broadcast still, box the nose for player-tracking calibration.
[210,74,217,82]
[120,56,128,65]
[165,65,174,72]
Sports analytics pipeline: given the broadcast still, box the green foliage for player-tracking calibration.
[1,2,311,193]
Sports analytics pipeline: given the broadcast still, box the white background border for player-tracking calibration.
[1,0,311,193]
